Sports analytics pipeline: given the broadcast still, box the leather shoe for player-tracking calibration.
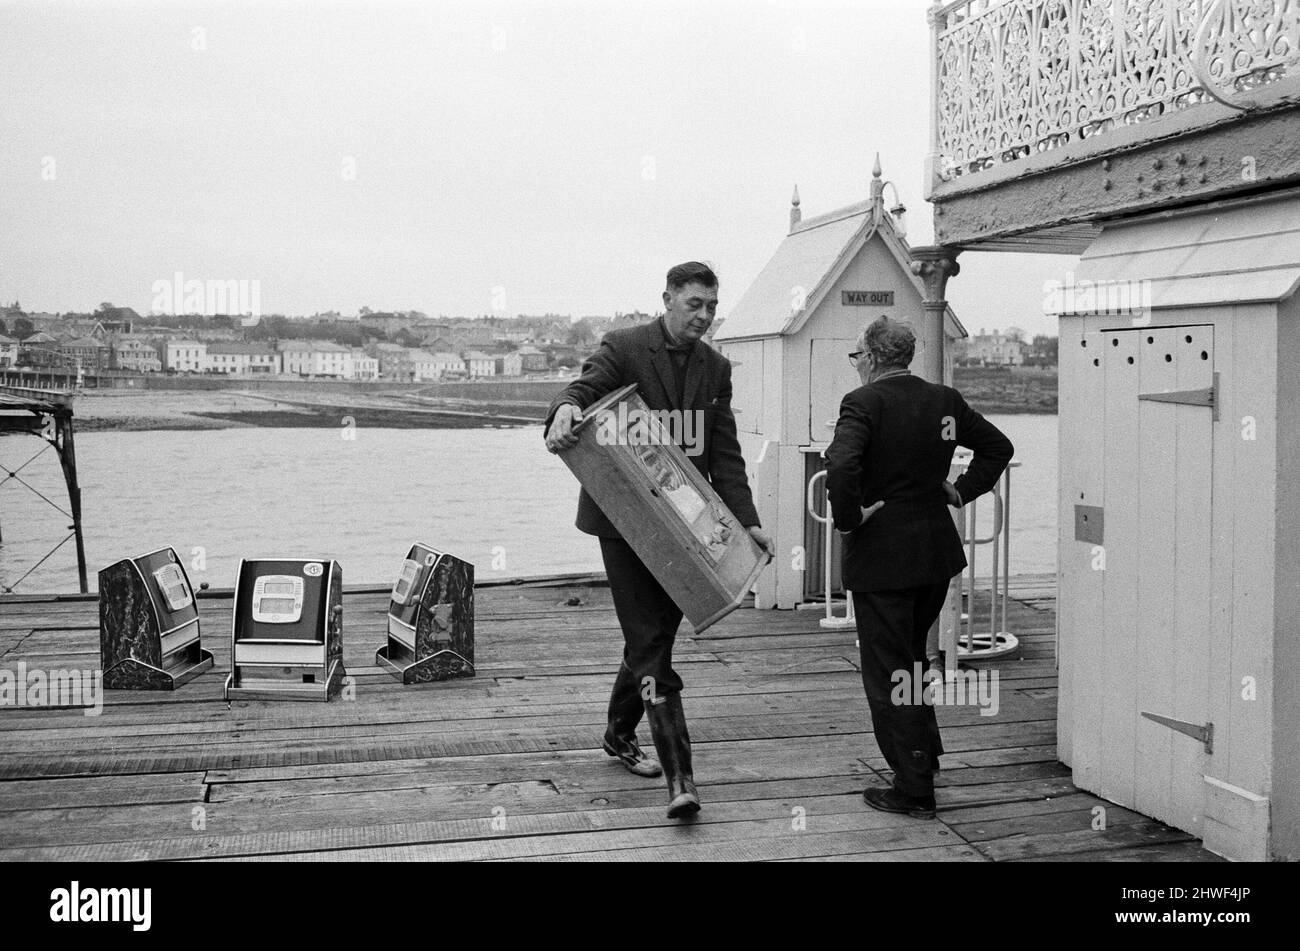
[603,734,662,777]
[863,786,937,820]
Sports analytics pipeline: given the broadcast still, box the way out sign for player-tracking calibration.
[842,290,895,306]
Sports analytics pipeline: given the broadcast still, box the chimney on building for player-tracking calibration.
[790,185,801,232]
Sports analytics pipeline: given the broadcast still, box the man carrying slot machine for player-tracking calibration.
[825,316,1012,819]
[545,261,775,819]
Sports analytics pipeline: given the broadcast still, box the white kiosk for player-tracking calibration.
[715,162,967,611]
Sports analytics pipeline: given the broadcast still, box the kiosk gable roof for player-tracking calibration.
[717,198,964,342]
[717,204,871,342]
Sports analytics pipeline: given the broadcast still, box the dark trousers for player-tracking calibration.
[853,581,950,797]
[600,537,684,698]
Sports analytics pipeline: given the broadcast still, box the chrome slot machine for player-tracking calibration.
[99,547,214,690]
[224,558,345,702]
[375,543,474,684]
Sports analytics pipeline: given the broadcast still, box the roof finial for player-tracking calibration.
[871,153,885,209]
[789,184,802,232]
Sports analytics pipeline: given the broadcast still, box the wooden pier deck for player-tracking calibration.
[0,576,1222,862]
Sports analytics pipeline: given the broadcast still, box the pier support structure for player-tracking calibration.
[909,246,962,385]
[0,387,88,594]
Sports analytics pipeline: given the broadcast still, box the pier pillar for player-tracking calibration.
[909,246,962,385]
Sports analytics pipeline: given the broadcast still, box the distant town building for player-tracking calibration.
[275,340,351,377]
[368,342,415,381]
[360,312,417,336]
[61,336,111,373]
[161,339,207,373]
[351,350,379,381]
[962,328,1026,366]
[495,351,523,377]
[109,336,162,372]
[463,350,496,378]
[0,334,19,368]
[206,342,279,375]
[278,340,315,376]
[516,345,549,373]
[1025,334,1059,367]
[410,351,463,382]
[307,340,352,378]
[20,331,64,368]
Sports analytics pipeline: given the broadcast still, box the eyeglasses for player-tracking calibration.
[849,351,865,366]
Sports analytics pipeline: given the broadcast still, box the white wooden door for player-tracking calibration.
[1062,324,1215,834]
[808,339,863,445]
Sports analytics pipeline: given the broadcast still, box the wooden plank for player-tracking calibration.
[0,576,1226,862]
[1170,324,1214,836]
[1133,326,1180,826]
[972,820,1196,861]
[1101,328,1140,807]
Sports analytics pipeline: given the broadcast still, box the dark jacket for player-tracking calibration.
[545,319,761,539]
[824,373,1013,592]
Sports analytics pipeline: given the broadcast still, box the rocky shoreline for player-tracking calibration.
[61,374,1057,433]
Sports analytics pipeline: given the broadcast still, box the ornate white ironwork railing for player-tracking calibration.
[931,0,1300,182]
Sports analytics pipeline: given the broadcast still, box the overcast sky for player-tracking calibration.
[0,0,1074,336]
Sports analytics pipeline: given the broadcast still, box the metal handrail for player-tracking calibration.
[806,469,855,630]
[952,459,1020,660]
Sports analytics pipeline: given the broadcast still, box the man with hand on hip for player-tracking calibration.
[825,316,1012,819]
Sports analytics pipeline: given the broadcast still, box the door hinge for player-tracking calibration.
[1138,372,1220,421]
[1141,711,1214,754]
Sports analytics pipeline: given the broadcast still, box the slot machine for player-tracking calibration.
[561,384,773,634]
[99,547,214,690]
[224,558,345,702]
[375,543,475,684]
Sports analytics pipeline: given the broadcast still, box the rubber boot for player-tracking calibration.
[602,663,661,777]
[644,691,700,819]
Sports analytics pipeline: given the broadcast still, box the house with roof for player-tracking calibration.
[18,331,64,368]
[351,350,380,381]
[408,351,463,382]
[0,334,19,368]
[494,351,523,377]
[276,340,352,378]
[516,345,549,373]
[463,351,496,378]
[206,342,279,375]
[61,336,111,373]
[714,160,967,609]
[109,336,162,373]
[161,339,207,373]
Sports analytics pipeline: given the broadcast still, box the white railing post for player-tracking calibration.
[806,468,856,632]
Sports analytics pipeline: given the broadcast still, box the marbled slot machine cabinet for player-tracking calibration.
[562,384,773,634]
[375,543,475,684]
[99,547,214,690]
[223,558,345,702]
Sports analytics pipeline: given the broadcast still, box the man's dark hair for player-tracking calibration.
[666,262,719,291]
[861,316,916,369]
